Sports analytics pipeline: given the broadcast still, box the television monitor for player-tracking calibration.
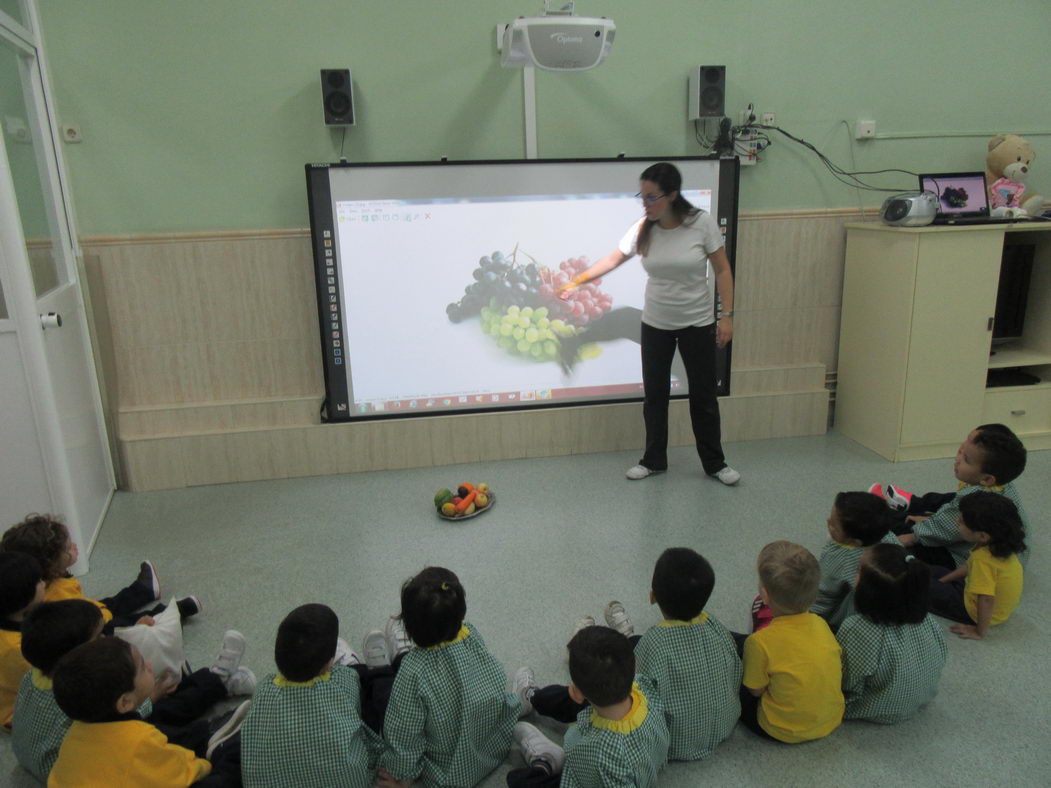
[305,156,740,421]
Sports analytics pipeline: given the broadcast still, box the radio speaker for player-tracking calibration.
[320,69,355,126]
[688,65,725,120]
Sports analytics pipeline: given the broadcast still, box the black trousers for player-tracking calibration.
[639,322,725,474]
[927,566,973,624]
[351,652,406,734]
[150,669,227,754]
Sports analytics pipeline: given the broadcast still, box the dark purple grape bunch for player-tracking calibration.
[446,251,542,323]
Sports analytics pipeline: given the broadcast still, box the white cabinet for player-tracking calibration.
[836,222,1051,461]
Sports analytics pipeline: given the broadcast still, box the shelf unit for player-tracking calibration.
[836,221,1051,461]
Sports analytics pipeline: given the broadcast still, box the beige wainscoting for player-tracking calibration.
[82,210,870,491]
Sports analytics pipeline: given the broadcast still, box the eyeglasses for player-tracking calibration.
[636,192,666,204]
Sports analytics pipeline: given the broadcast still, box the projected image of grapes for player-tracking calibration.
[445,248,612,364]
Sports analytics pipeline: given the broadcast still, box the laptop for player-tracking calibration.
[917,171,1020,225]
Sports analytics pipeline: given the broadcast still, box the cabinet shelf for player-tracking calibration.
[987,346,1051,369]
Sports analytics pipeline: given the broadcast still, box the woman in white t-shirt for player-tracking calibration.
[560,162,739,484]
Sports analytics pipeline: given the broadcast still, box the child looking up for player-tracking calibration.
[509,626,670,788]
[741,541,844,743]
[812,492,898,630]
[240,603,378,788]
[927,491,1025,640]
[376,566,519,788]
[837,544,947,723]
[0,551,45,729]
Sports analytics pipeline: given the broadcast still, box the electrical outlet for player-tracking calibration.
[855,120,876,140]
[4,116,31,143]
[761,112,776,125]
[61,124,82,143]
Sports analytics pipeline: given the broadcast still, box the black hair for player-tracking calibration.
[21,599,104,675]
[635,162,699,256]
[52,637,138,723]
[399,566,465,648]
[651,548,715,621]
[567,625,635,707]
[975,423,1015,438]
[971,429,1026,484]
[854,544,930,625]
[0,552,43,619]
[833,492,891,546]
[958,491,1026,559]
[274,603,339,682]
[0,514,70,582]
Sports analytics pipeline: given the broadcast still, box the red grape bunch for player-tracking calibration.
[542,257,614,328]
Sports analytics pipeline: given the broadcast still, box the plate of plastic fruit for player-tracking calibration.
[434,484,495,521]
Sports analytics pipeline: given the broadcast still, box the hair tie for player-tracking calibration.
[440,582,449,591]
[905,554,916,562]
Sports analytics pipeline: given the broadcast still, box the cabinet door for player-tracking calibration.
[899,232,1003,446]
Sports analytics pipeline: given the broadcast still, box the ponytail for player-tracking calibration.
[854,544,928,626]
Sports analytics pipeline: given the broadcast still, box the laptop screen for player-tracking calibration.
[918,172,989,217]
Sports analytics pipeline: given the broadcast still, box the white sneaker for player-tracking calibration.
[572,615,596,639]
[626,464,662,480]
[362,629,390,668]
[210,630,246,677]
[604,601,634,638]
[385,616,412,660]
[223,667,257,696]
[712,466,741,485]
[334,637,362,667]
[206,699,251,759]
[512,666,537,717]
[514,722,565,776]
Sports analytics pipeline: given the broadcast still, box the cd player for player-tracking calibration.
[881,192,938,226]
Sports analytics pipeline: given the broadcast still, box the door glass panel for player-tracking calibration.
[0,0,25,29]
[0,276,8,318]
[1,40,66,297]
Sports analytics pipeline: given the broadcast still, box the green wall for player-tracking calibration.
[36,0,1051,235]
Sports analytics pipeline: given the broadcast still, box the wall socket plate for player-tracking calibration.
[4,116,31,143]
[60,124,82,143]
[855,120,876,139]
[761,112,776,125]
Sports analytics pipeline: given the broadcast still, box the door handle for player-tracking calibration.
[40,312,62,329]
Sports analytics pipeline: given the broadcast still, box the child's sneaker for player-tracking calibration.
[136,560,161,602]
[206,699,251,759]
[750,595,773,633]
[223,667,257,696]
[385,616,412,660]
[210,630,246,678]
[334,636,362,667]
[603,601,634,638]
[514,722,565,776]
[512,666,537,717]
[363,629,390,668]
[571,615,596,639]
[176,596,203,620]
[884,484,913,512]
[867,482,884,497]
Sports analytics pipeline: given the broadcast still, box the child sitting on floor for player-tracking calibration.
[375,566,519,788]
[927,491,1025,640]
[812,492,899,630]
[894,427,1029,570]
[837,544,947,723]
[240,603,378,788]
[12,599,255,783]
[509,626,670,787]
[740,541,844,743]
[0,551,45,729]
[514,547,740,762]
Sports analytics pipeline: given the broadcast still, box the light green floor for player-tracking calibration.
[3,431,1048,786]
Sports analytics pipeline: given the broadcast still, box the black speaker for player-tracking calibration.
[693,65,725,118]
[320,69,355,126]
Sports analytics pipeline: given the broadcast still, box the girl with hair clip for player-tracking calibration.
[836,544,947,724]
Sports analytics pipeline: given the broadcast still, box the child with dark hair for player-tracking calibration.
[514,547,740,762]
[0,551,45,729]
[12,599,254,783]
[741,541,844,743]
[49,637,245,787]
[811,492,899,630]
[375,566,519,788]
[240,603,378,788]
[894,426,1030,569]
[1,513,201,629]
[836,544,947,723]
[927,491,1026,640]
[509,626,670,787]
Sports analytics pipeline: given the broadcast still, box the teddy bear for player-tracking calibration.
[985,134,1045,218]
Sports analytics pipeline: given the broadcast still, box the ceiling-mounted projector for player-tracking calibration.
[500,2,615,72]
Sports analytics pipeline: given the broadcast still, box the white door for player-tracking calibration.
[0,6,113,572]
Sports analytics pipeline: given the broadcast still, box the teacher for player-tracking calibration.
[560,162,739,485]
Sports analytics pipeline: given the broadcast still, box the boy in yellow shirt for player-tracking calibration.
[741,541,844,743]
[0,551,45,729]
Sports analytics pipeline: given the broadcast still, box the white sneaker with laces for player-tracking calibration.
[604,601,634,638]
[385,616,413,660]
[512,666,537,717]
[210,630,246,678]
[223,667,257,696]
[514,722,565,776]
[626,464,662,480]
[712,466,741,485]
[363,629,390,668]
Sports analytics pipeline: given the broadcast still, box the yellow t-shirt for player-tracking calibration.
[964,546,1023,626]
[742,612,844,743]
[0,627,30,729]
[48,719,211,787]
[44,577,113,624]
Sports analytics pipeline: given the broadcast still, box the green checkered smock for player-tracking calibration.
[633,612,740,761]
[812,533,900,628]
[836,613,947,724]
[561,674,669,788]
[378,622,519,786]
[912,482,1030,568]
[11,669,153,783]
[240,665,378,788]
